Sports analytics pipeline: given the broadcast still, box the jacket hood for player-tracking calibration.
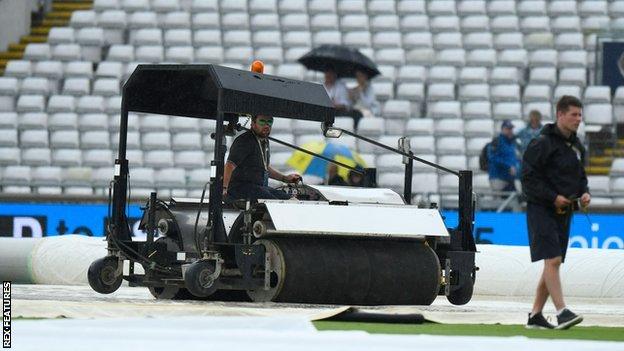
[540,123,577,142]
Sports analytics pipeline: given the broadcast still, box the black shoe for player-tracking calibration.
[556,309,583,330]
[526,312,555,329]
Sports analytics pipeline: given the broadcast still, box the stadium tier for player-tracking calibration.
[1,0,624,208]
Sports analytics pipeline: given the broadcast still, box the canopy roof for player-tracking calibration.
[123,64,335,123]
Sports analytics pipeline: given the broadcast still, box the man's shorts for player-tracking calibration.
[527,202,573,262]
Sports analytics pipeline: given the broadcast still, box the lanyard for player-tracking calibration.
[255,135,268,171]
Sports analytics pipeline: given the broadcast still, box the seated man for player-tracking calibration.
[223,114,301,201]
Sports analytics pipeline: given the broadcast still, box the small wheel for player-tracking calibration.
[184,260,218,298]
[148,286,181,299]
[447,273,475,306]
[88,256,123,294]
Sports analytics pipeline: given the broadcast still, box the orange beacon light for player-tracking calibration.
[250,60,264,73]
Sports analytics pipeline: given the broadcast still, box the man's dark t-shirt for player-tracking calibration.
[227,130,270,187]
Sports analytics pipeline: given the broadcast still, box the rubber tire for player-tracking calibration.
[184,260,218,298]
[88,256,123,294]
[148,286,182,299]
[446,275,475,306]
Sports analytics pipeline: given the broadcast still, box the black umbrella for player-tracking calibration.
[298,44,381,78]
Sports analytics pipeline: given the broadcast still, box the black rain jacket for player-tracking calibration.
[521,123,589,208]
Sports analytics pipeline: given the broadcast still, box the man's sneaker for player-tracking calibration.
[556,309,583,330]
[526,312,555,329]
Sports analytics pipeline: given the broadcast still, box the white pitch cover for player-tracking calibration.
[262,201,449,238]
[306,184,405,205]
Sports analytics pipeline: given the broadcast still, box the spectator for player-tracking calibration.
[348,168,365,187]
[326,163,347,186]
[488,120,520,193]
[517,110,544,155]
[349,69,381,118]
[323,68,350,110]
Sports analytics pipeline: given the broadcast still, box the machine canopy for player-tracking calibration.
[122,64,335,123]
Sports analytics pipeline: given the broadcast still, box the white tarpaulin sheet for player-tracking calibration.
[12,316,624,351]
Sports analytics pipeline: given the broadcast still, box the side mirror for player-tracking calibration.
[322,122,343,138]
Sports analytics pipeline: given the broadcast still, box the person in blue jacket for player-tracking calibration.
[488,120,520,193]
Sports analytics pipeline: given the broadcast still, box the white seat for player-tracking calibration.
[402,32,432,50]
[23,43,51,61]
[82,149,112,167]
[78,113,108,131]
[461,15,490,33]
[488,67,519,85]
[466,137,490,157]
[517,0,546,17]
[33,166,63,186]
[492,102,522,120]
[155,168,186,188]
[77,96,106,114]
[308,0,336,14]
[0,112,17,129]
[169,116,199,133]
[437,49,466,67]
[172,132,202,150]
[411,173,438,194]
[400,15,429,32]
[428,66,457,84]
[33,61,66,81]
[375,48,405,66]
[224,46,254,64]
[433,32,462,50]
[99,10,127,44]
[81,131,110,149]
[494,32,523,50]
[341,14,369,31]
[0,129,18,147]
[524,32,554,50]
[554,85,582,100]
[397,0,426,15]
[610,159,624,176]
[94,0,120,11]
[373,32,402,49]
[310,14,339,31]
[491,84,520,102]
[370,15,400,32]
[497,49,527,68]
[152,0,180,13]
[121,0,150,12]
[610,1,624,18]
[164,29,192,46]
[20,130,49,148]
[464,32,493,49]
[466,49,496,68]
[427,83,455,101]
[129,167,154,188]
[588,175,610,195]
[282,31,311,48]
[555,33,584,51]
[280,14,309,31]
[62,78,90,96]
[141,131,171,150]
[162,11,191,29]
[462,101,492,119]
[396,65,426,83]
[0,77,18,111]
[166,46,194,63]
[313,31,342,46]
[428,1,456,16]
[458,0,485,16]
[438,155,467,170]
[20,77,50,96]
[551,17,581,33]
[581,16,609,32]
[583,104,613,125]
[17,95,46,113]
[140,114,169,132]
[559,68,587,87]
[436,137,466,155]
[490,16,519,33]
[458,67,488,84]
[21,148,51,166]
[4,60,32,79]
[93,78,120,96]
[0,147,20,165]
[435,119,464,137]
[549,1,577,16]
[459,84,490,101]
[96,62,124,80]
[583,86,611,104]
[382,100,411,119]
[464,119,494,138]
[275,64,304,80]
[173,150,205,169]
[356,117,385,137]
[520,16,550,33]
[194,46,224,63]
[135,45,164,62]
[251,14,280,30]
[523,102,553,120]
[396,83,425,102]
[48,27,75,44]
[18,112,48,130]
[106,96,122,114]
[193,30,222,46]
[405,118,434,136]
[430,16,460,33]
[428,101,461,119]
[405,48,435,66]
[51,44,82,62]
[223,30,251,47]
[192,13,220,30]
[523,85,551,103]
[2,166,32,185]
[529,67,557,86]
[125,149,143,166]
[144,150,174,168]
[107,44,135,62]
[65,61,93,78]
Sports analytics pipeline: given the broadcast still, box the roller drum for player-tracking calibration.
[248,237,440,305]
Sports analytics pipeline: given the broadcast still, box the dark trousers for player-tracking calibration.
[228,183,291,202]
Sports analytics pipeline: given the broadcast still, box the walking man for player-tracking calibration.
[521,95,590,330]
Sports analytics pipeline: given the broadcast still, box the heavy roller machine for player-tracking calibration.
[88,64,477,305]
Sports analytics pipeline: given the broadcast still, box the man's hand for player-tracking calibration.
[283,174,302,184]
[580,192,591,209]
[509,166,516,177]
[222,186,228,197]
[554,195,572,209]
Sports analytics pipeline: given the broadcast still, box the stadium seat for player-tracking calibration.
[428,101,461,119]
[22,148,52,166]
[83,149,113,167]
[464,119,494,138]
[0,147,21,165]
[523,85,552,103]
[405,118,434,136]
[172,132,202,150]
[583,104,613,125]
[49,112,78,131]
[584,86,611,104]
[427,83,456,101]
[18,112,47,130]
[174,150,206,169]
[53,148,83,167]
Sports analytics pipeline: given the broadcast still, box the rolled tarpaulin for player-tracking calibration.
[1,236,623,298]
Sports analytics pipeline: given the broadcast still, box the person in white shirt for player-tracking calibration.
[349,69,381,117]
[323,68,351,110]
